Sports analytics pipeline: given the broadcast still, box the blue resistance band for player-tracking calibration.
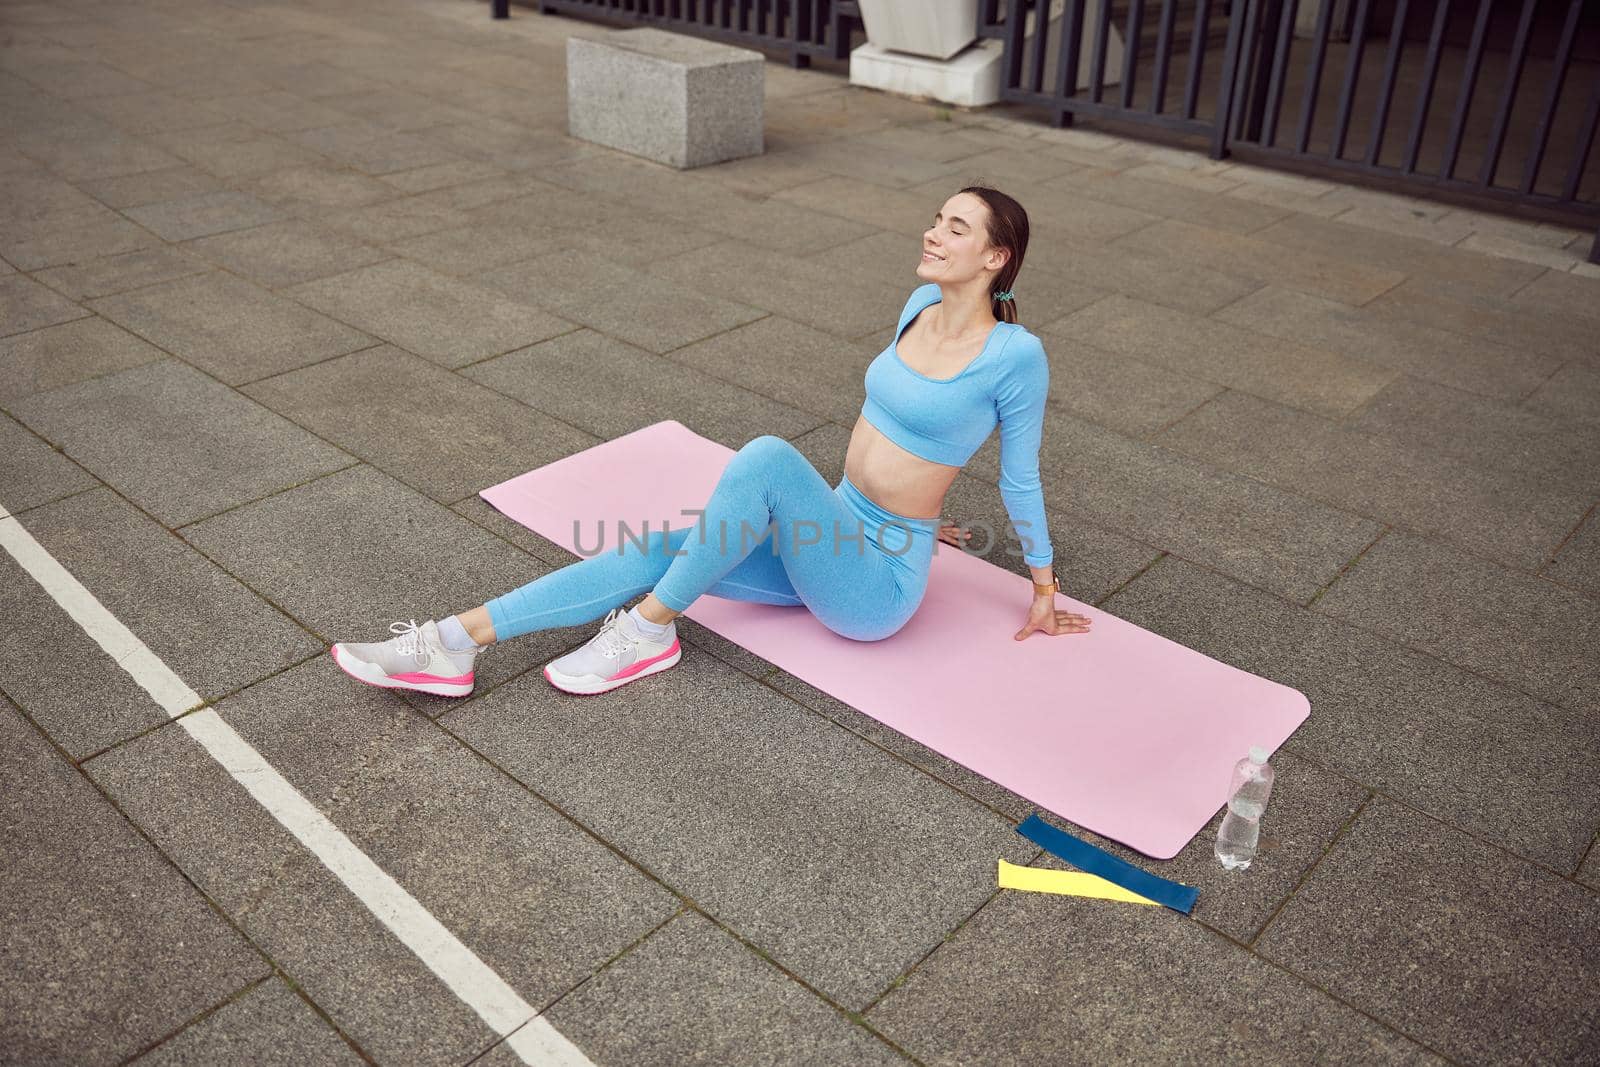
[1016,814,1200,915]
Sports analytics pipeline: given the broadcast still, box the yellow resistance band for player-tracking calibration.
[997,858,1161,906]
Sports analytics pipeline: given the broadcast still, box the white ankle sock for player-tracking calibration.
[437,615,482,653]
[628,604,670,638]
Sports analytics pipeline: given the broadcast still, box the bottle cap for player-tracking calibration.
[1248,745,1269,764]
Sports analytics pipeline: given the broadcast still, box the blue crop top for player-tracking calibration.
[860,283,1054,568]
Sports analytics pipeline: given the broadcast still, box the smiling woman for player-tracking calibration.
[329,186,1091,702]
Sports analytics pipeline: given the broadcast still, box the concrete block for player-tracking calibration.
[567,28,763,169]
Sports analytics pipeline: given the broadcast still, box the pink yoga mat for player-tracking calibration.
[480,421,1310,859]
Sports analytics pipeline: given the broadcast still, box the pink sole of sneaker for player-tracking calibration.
[330,644,474,698]
[543,639,683,696]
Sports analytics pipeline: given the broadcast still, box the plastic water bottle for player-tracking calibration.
[1215,746,1275,870]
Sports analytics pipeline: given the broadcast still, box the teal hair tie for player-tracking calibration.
[994,289,1015,301]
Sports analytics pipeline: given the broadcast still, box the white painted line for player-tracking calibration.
[0,502,592,1067]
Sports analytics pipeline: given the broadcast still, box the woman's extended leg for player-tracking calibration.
[331,434,931,696]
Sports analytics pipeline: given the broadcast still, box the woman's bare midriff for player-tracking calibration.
[842,302,999,521]
[843,415,960,521]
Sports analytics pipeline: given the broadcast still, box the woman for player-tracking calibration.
[330,185,1093,698]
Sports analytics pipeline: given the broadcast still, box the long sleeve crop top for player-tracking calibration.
[860,283,1054,568]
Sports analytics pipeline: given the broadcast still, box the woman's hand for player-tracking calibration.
[937,522,972,548]
[1015,595,1093,641]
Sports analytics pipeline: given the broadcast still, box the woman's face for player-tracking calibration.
[918,192,1005,286]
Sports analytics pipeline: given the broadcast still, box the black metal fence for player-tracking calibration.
[493,0,863,67]
[980,0,1599,260]
[494,0,1598,259]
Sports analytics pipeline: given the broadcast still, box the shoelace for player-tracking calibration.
[389,618,431,667]
[592,607,636,660]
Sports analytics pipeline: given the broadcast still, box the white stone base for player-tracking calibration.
[848,39,1003,108]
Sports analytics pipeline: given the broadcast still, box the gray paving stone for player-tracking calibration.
[91,270,375,385]
[1,703,268,1065]
[866,852,1427,1064]
[1112,218,1407,305]
[0,410,96,515]
[378,158,507,194]
[11,123,180,180]
[1314,530,1600,719]
[148,121,324,179]
[537,912,904,1066]
[1255,798,1600,1063]
[0,169,107,222]
[386,218,555,276]
[1056,294,1397,418]
[10,359,352,527]
[1524,362,1600,425]
[397,166,543,209]
[445,652,1039,1011]
[0,211,160,271]
[286,259,572,367]
[208,89,352,132]
[1214,284,1562,401]
[1153,389,1591,571]
[1255,213,1547,302]
[666,314,873,425]
[1365,277,1597,366]
[1508,264,1600,325]
[279,118,394,156]
[1045,338,1224,438]
[86,658,678,1066]
[1580,841,1600,889]
[538,151,877,256]
[30,245,211,300]
[0,273,89,338]
[466,187,730,270]
[978,406,1381,601]
[462,329,823,450]
[311,193,477,244]
[77,90,232,135]
[696,148,831,198]
[178,463,575,702]
[1346,374,1600,498]
[0,319,165,406]
[772,174,949,236]
[242,163,399,214]
[242,344,597,504]
[1544,509,1600,598]
[1102,552,1600,872]
[777,136,973,189]
[423,119,626,173]
[930,144,1090,188]
[450,494,579,571]
[319,130,465,176]
[131,979,360,1067]
[640,239,902,341]
[1021,232,1264,315]
[474,248,768,355]
[0,486,322,755]
[1046,165,1290,234]
[1152,543,1600,857]
[181,219,391,288]
[6,56,153,101]
[123,189,284,241]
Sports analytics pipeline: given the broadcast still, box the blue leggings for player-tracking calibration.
[484,435,938,643]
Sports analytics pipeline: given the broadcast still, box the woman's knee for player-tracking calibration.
[730,434,800,474]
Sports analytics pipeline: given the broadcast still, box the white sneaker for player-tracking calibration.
[330,618,480,697]
[543,606,681,695]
